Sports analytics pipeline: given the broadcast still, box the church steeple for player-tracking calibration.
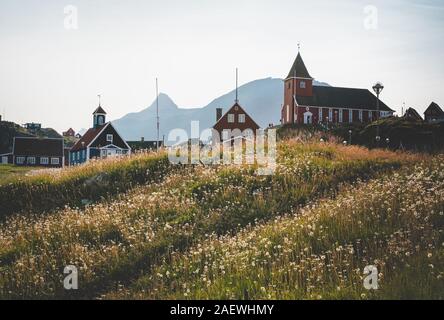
[286,52,312,80]
[93,95,107,128]
[282,49,314,125]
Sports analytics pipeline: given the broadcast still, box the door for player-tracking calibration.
[304,112,313,124]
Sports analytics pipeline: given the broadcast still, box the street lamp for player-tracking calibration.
[386,137,390,149]
[373,82,384,147]
[348,130,352,145]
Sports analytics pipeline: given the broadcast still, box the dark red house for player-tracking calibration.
[213,102,260,141]
[13,137,64,167]
[281,52,395,125]
[63,128,75,137]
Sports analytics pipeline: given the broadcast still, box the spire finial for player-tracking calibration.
[97,94,101,106]
[235,68,239,103]
[297,42,301,52]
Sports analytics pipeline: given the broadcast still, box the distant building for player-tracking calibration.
[213,103,260,142]
[69,104,131,165]
[403,107,423,121]
[75,133,82,139]
[63,128,76,137]
[281,52,395,125]
[127,138,163,151]
[0,152,13,165]
[12,137,64,167]
[24,122,42,132]
[424,102,444,123]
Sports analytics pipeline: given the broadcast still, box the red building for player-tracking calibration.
[424,102,444,123]
[281,52,395,125]
[63,128,75,137]
[213,102,260,141]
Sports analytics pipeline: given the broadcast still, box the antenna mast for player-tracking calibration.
[156,78,160,152]
[235,68,239,103]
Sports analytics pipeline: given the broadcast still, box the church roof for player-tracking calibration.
[70,123,107,152]
[93,106,107,114]
[286,52,312,79]
[296,86,395,112]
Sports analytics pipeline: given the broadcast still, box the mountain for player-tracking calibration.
[112,77,329,141]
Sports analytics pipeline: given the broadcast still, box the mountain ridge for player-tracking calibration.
[112,77,330,141]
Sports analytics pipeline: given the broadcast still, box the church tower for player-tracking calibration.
[93,105,107,128]
[282,51,314,124]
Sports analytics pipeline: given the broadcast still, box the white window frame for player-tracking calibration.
[222,130,229,141]
[16,157,25,165]
[1,156,8,164]
[27,157,36,165]
[318,108,323,123]
[227,114,235,123]
[339,109,343,123]
[106,134,113,143]
[369,110,373,121]
[328,108,333,122]
[238,114,246,123]
[40,157,49,165]
[51,158,60,165]
[359,110,363,122]
[300,81,306,89]
[349,109,353,123]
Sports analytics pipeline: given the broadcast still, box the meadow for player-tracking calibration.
[0,140,440,300]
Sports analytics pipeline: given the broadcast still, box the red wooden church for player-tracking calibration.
[281,52,395,125]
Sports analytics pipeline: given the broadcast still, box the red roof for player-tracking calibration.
[13,137,64,157]
[70,124,106,152]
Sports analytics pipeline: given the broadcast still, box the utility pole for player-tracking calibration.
[156,78,160,152]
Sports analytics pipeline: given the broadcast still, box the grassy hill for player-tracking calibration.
[0,140,442,300]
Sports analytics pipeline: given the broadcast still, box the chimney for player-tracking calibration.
[216,108,223,122]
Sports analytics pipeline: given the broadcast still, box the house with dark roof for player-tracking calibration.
[12,137,64,167]
[69,104,131,165]
[213,102,260,142]
[281,52,395,125]
[424,102,444,123]
[403,107,423,121]
[63,128,75,137]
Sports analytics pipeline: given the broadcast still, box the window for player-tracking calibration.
[2,156,8,164]
[300,81,306,89]
[82,150,86,159]
[98,116,104,125]
[16,157,25,165]
[77,151,80,160]
[339,109,343,123]
[51,158,60,165]
[222,130,229,141]
[238,114,246,123]
[40,157,49,165]
[318,108,323,123]
[349,110,353,123]
[287,82,291,89]
[107,134,113,143]
[227,114,235,123]
[359,110,363,122]
[328,109,333,122]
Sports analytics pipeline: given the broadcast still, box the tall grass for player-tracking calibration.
[0,152,172,218]
[0,142,413,299]
[117,157,443,300]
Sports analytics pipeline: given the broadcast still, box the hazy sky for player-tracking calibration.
[0,0,443,132]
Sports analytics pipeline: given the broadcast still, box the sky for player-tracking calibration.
[0,0,443,133]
